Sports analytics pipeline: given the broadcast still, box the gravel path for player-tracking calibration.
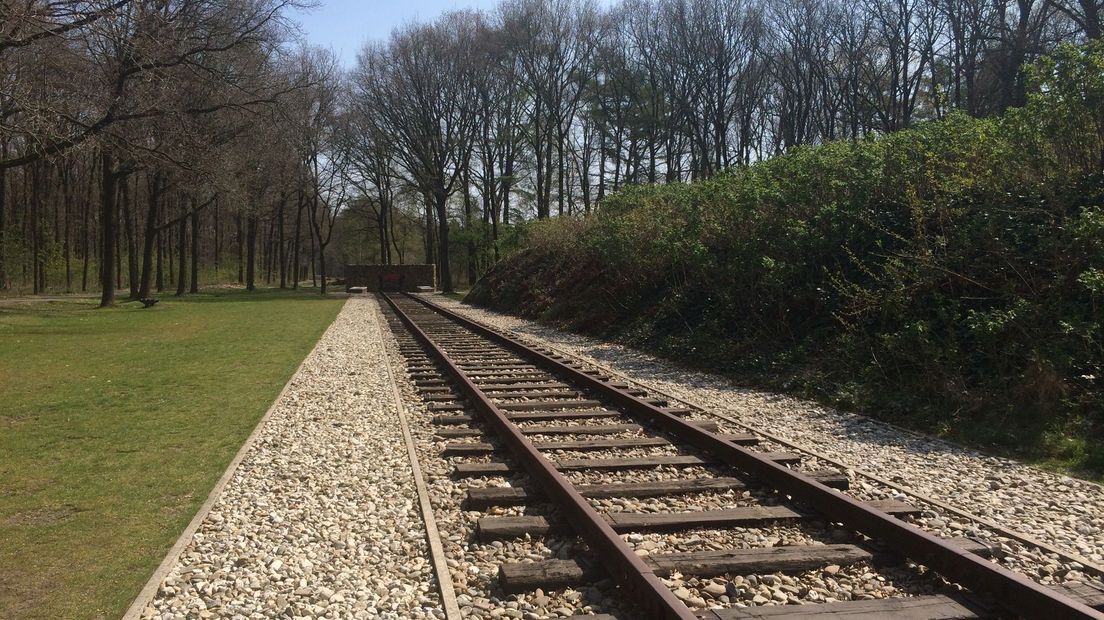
[431,296,1104,576]
[140,297,444,620]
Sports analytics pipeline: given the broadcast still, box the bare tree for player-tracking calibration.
[358,17,481,292]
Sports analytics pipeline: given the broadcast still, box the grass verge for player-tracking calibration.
[0,288,343,619]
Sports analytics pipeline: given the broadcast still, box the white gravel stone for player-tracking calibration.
[141,298,443,619]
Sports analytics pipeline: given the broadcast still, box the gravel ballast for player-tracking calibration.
[140,297,444,620]
[430,295,1104,575]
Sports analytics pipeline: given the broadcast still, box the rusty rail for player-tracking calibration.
[403,292,1104,620]
[382,293,696,620]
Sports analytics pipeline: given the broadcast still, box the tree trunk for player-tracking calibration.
[423,194,437,273]
[246,215,257,291]
[138,172,162,299]
[557,133,566,217]
[501,155,512,226]
[121,176,139,299]
[31,163,40,294]
[82,156,93,292]
[115,197,122,293]
[278,197,286,288]
[309,218,316,287]
[168,210,174,285]
[436,191,452,293]
[175,212,186,296]
[213,196,220,277]
[318,243,327,295]
[235,213,244,284]
[463,170,476,285]
[156,224,164,293]
[63,164,72,292]
[99,151,117,307]
[0,140,6,290]
[292,195,302,289]
[189,207,199,294]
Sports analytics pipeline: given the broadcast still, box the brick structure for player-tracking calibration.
[343,264,437,292]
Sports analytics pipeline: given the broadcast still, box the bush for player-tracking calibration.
[468,44,1104,477]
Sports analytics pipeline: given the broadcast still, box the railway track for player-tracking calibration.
[381,292,1104,620]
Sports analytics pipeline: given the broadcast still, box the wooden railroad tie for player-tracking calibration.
[442,433,759,456]
[498,538,994,592]
[452,452,802,478]
[435,421,720,438]
[465,472,849,510]
[476,499,920,540]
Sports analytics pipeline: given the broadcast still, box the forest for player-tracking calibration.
[2,0,1100,303]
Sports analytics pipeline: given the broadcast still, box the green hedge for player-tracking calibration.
[470,43,1104,476]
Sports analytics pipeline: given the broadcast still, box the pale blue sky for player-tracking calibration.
[292,0,504,68]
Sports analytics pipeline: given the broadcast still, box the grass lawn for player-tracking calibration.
[0,289,343,619]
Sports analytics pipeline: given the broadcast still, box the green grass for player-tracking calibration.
[0,288,343,619]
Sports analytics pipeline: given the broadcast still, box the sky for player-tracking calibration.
[291,0,504,68]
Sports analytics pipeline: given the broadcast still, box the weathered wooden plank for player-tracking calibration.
[465,369,548,376]
[476,506,803,540]
[476,382,571,391]
[510,410,622,421]
[438,420,720,438]
[443,433,758,456]
[554,452,800,470]
[704,595,979,619]
[490,389,583,400]
[603,506,806,531]
[1053,581,1104,611]
[525,420,720,435]
[445,437,670,456]
[466,472,848,508]
[497,544,873,592]
[457,359,538,368]
[518,423,647,435]
[428,402,466,412]
[498,399,604,411]
[456,452,803,477]
[476,515,570,539]
[862,498,922,516]
[408,372,443,380]
[538,436,675,450]
[453,462,524,476]
[433,410,623,425]
[542,434,757,448]
[498,559,604,593]
[468,374,559,384]
[648,544,873,577]
[435,427,484,438]
[467,477,750,509]
[554,455,711,470]
[423,393,461,402]
[476,500,917,539]
[443,441,498,455]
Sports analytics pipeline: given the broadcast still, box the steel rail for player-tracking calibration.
[405,292,1104,620]
[381,293,696,620]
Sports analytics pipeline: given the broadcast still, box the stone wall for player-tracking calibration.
[343,264,437,291]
